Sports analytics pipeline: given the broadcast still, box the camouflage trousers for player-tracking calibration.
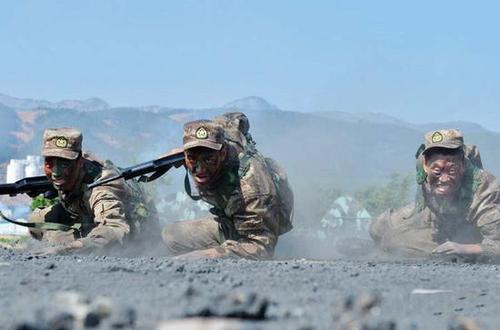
[28,203,78,245]
[161,217,238,255]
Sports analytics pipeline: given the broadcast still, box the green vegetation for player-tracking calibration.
[0,235,29,248]
[354,172,414,218]
[31,195,58,210]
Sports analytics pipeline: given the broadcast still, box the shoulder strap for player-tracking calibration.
[238,152,252,178]
[184,170,202,201]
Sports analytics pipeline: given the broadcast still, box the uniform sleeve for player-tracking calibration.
[472,190,500,258]
[218,194,278,260]
[369,209,391,245]
[81,186,130,248]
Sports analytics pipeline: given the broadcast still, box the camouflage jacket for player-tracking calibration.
[370,162,500,259]
[58,156,159,249]
[197,152,293,260]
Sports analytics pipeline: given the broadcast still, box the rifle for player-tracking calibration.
[0,152,185,231]
[88,151,185,188]
[0,176,62,231]
[0,175,56,197]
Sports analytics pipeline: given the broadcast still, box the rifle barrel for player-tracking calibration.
[88,152,185,188]
[0,175,54,196]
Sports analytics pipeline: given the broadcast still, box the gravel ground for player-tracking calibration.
[0,247,499,329]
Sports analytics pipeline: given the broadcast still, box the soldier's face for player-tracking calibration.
[424,153,465,198]
[184,147,227,187]
[44,156,82,192]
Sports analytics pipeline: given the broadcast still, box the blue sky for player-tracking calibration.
[1,1,500,130]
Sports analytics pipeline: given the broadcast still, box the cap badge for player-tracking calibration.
[55,137,69,148]
[431,132,443,143]
[195,127,208,139]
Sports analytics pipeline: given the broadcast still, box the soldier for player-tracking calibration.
[29,128,160,255]
[161,116,293,260]
[370,129,500,260]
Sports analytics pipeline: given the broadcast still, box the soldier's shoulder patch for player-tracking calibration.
[431,131,443,143]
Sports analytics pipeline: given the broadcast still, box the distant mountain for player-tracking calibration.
[314,111,408,126]
[2,92,500,229]
[222,96,278,111]
[0,93,109,111]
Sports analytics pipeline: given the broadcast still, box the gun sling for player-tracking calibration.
[0,211,81,234]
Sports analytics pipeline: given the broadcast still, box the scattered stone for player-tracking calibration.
[333,293,396,330]
[184,291,269,320]
[156,317,262,330]
[107,266,135,273]
[411,289,452,295]
[109,306,137,329]
[88,296,113,319]
[84,311,101,327]
[448,316,483,330]
[14,291,136,330]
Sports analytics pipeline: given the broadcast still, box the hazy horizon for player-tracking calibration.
[2,1,500,130]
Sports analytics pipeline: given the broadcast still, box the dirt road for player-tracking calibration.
[0,248,498,329]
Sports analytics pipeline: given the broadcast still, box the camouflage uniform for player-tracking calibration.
[370,129,500,259]
[162,120,293,259]
[29,128,160,251]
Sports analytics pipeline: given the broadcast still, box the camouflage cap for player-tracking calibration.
[183,120,224,151]
[423,129,464,154]
[42,128,82,160]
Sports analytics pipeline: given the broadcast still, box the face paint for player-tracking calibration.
[184,147,226,188]
[424,153,465,199]
[44,157,82,192]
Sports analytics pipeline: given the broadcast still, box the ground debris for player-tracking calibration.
[183,291,269,320]
[448,317,483,330]
[14,291,135,330]
[156,317,263,330]
[333,293,396,330]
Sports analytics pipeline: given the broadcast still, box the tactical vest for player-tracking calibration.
[213,112,294,235]
[59,154,159,239]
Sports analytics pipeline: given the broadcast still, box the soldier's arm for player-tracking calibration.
[217,194,278,260]
[79,186,131,248]
[473,190,500,258]
[369,210,391,245]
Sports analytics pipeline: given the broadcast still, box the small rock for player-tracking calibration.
[107,266,135,273]
[109,306,137,329]
[184,291,269,320]
[448,316,482,330]
[84,312,101,327]
[333,293,395,330]
[156,317,259,330]
[88,296,113,319]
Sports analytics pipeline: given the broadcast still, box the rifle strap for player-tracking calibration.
[184,171,202,201]
[0,211,81,234]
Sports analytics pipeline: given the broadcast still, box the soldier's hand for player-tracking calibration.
[174,248,223,260]
[31,240,84,256]
[432,241,482,256]
[31,245,70,256]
